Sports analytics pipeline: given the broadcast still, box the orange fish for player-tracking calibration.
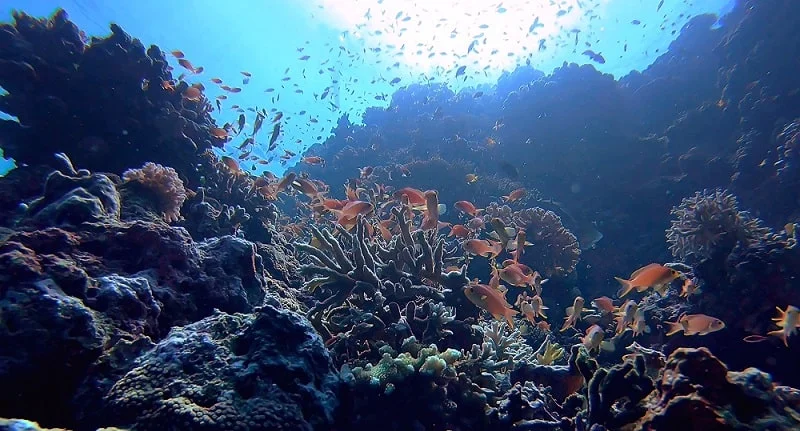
[377,220,394,241]
[502,188,526,202]
[177,58,195,72]
[210,127,229,140]
[615,300,638,334]
[301,156,325,166]
[420,190,440,230]
[768,305,800,346]
[581,324,607,352]
[448,224,471,239]
[561,296,585,332]
[517,294,548,324]
[467,217,485,231]
[464,282,519,328]
[615,263,681,297]
[170,50,185,59]
[220,156,240,173]
[210,78,223,84]
[182,86,202,101]
[338,200,374,219]
[666,314,725,336]
[465,173,479,184]
[454,200,482,217]
[463,239,503,259]
[497,263,537,288]
[591,296,615,314]
[393,187,427,207]
[631,308,649,337]
[512,229,530,263]
[292,178,320,199]
[275,172,297,192]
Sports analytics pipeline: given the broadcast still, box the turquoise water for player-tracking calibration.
[2,0,734,175]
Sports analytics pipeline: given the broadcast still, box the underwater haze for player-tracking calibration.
[3,1,800,431]
[3,0,732,175]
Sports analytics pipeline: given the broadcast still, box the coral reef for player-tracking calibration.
[121,162,188,223]
[296,209,470,342]
[636,347,800,430]
[666,188,776,265]
[102,306,339,431]
[0,10,216,187]
[483,203,580,278]
[0,162,295,428]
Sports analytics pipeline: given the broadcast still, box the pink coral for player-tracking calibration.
[122,162,187,223]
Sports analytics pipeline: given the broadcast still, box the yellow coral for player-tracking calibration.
[535,340,565,365]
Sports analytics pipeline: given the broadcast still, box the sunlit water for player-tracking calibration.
[2,0,734,175]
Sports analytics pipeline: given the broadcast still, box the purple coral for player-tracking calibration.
[122,162,187,223]
[666,188,774,264]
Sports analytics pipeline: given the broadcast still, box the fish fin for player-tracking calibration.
[540,311,548,319]
[566,306,574,316]
[665,321,684,336]
[635,284,650,292]
[488,232,500,240]
[768,329,789,347]
[505,227,516,237]
[615,277,634,297]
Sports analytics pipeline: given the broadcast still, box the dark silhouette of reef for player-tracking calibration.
[1,1,800,431]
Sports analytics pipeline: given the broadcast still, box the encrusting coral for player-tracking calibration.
[122,162,188,223]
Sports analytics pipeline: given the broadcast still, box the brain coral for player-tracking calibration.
[122,162,187,223]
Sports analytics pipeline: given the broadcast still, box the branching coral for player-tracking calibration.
[483,202,580,277]
[666,188,776,264]
[295,208,469,341]
[122,162,187,223]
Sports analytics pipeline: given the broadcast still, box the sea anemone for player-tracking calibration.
[122,162,187,223]
[665,188,774,264]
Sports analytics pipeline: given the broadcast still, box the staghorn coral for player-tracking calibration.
[483,202,580,277]
[295,208,469,340]
[122,162,187,223]
[666,188,776,264]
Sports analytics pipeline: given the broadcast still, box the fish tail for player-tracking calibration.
[505,309,519,328]
[768,329,789,347]
[540,310,547,319]
[560,315,574,332]
[615,277,634,297]
[665,320,684,336]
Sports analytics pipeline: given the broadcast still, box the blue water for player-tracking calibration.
[2,0,734,176]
